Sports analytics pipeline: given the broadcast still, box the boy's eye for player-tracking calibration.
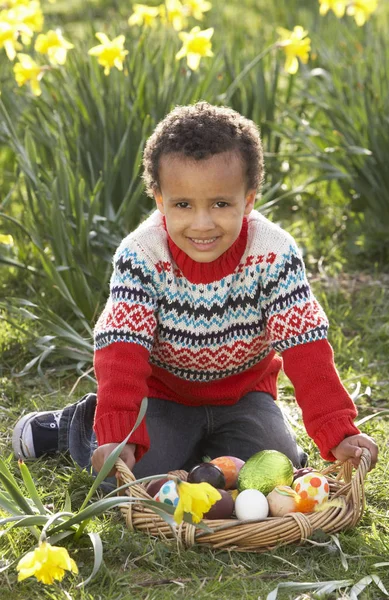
[176,202,190,209]
[215,201,229,208]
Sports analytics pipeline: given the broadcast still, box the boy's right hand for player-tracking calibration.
[91,443,136,476]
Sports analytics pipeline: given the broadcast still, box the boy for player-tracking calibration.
[13,102,378,477]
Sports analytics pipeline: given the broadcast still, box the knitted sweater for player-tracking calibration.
[94,209,360,461]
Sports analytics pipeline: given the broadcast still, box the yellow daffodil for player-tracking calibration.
[128,4,160,27]
[0,234,14,245]
[174,481,221,524]
[10,1,43,42]
[183,0,212,20]
[17,541,78,585]
[88,32,128,76]
[3,0,32,6]
[347,0,378,26]
[159,0,188,31]
[176,25,213,70]
[276,26,311,75]
[35,29,74,65]
[3,2,44,46]
[318,0,348,17]
[0,20,21,60]
[13,53,45,96]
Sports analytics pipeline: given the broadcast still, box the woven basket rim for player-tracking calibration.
[115,449,371,552]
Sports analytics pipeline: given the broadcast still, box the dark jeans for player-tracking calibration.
[58,392,307,478]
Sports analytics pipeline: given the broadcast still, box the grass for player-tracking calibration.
[1,273,388,599]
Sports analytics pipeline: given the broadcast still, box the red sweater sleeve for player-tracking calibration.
[94,342,152,461]
[282,339,360,461]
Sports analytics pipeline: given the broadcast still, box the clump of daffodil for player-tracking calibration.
[5,1,44,45]
[276,26,311,75]
[13,53,46,95]
[35,29,73,65]
[88,32,128,76]
[2,0,34,6]
[0,20,22,60]
[346,0,378,26]
[17,540,78,585]
[160,0,188,31]
[183,0,212,20]
[128,3,160,27]
[318,0,348,17]
[174,481,221,524]
[176,25,214,70]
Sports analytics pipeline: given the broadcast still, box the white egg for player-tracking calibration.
[235,489,269,521]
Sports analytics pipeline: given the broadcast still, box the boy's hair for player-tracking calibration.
[142,102,264,197]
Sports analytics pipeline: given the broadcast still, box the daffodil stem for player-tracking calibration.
[74,518,90,542]
[285,73,295,105]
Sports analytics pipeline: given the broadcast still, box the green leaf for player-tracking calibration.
[18,461,47,515]
[0,491,23,516]
[0,471,35,515]
[0,515,48,528]
[76,532,103,588]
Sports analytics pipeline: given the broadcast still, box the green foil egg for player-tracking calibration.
[237,450,294,495]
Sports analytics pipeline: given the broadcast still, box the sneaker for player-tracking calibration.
[12,410,62,459]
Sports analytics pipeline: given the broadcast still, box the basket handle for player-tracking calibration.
[338,447,371,484]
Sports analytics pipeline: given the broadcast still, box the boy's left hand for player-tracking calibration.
[331,433,378,470]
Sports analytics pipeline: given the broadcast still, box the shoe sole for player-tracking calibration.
[12,411,38,459]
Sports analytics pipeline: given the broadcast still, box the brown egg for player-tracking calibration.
[203,489,234,520]
[145,477,169,497]
[267,485,297,517]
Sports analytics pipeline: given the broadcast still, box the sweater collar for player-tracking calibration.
[165,217,248,284]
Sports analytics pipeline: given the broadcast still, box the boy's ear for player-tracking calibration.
[153,190,165,214]
[244,189,256,215]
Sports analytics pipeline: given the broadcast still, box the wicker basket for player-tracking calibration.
[115,449,371,552]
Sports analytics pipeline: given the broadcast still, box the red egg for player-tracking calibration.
[146,477,169,497]
[203,489,234,519]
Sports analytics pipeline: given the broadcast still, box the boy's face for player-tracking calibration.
[154,151,256,263]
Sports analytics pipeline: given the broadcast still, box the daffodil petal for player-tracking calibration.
[285,55,298,74]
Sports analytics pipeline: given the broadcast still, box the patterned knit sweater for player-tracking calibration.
[94,209,360,461]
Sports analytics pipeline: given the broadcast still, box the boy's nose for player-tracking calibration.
[192,210,215,231]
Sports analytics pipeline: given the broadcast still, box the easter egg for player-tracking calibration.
[187,463,226,489]
[210,456,245,489]
[146,477,169,497]
[235,489,269,521]
[292,472,329,508]
[267,485,298,517]
[158,480,179,507]
[203,489,234,520]
[237,450,294,495]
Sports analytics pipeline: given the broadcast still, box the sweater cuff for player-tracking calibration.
[314,416,361,461]
[94,410,149,462]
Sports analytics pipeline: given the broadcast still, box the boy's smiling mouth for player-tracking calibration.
[188,236,220,250]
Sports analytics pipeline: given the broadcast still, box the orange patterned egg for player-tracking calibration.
[210,456,244,489]
[292,472,329,507]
